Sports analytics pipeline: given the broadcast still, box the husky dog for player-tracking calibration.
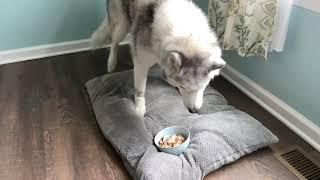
[91,0,226,116]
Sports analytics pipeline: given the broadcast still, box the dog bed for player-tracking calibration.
[85,66,278,180]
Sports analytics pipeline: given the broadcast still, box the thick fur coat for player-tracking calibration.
[91,0,226,116]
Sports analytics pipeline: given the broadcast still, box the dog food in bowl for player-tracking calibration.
[159,134,185,148]
[154,126,190,155]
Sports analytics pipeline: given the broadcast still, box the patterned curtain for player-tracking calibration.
[208,0,277,59]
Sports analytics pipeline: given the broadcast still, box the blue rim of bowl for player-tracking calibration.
[154,126,190,149]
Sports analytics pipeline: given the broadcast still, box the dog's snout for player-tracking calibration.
[188,107,199,113]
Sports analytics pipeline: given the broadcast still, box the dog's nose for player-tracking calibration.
[188,107,199,113]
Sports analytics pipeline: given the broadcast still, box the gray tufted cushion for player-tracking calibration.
[85,66,278,180]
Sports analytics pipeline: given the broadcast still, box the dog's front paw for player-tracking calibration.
[135,96,146,117]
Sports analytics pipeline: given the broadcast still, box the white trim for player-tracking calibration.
[294,0,320,13]
[221,65,320,152]
[0,38,130,66]
[0,39,90,65]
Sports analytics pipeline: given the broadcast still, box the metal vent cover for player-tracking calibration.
[275,146,320,180]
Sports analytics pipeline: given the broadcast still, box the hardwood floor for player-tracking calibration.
[0,46,318,180]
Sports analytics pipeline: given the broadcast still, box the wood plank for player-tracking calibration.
[204,149,298,180]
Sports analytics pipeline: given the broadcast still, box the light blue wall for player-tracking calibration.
[195,0,208,12]
[224,7,320,127]
[197,1,320,127]
[0,0,204,51]
[0,0,106,51]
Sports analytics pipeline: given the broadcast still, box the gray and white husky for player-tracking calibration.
[91,0,226,116]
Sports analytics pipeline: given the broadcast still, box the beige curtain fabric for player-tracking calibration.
[208,0,277,58]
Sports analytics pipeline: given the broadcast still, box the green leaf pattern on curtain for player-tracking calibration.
[208,0,277,58]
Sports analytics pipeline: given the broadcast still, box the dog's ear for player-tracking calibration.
[166,51,182,72]
[208,58,226,78]
[209,59,226,71]
[209,56,226,70]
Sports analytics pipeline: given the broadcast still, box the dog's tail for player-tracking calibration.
[90,16,112,49]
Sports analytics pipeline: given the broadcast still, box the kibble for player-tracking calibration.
[159,134,185,148]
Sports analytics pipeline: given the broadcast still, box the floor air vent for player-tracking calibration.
[275,146,320,180]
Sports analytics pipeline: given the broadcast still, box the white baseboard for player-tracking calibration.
[221,65,320,152]
[0,38,130,66]
[0,39,90,65]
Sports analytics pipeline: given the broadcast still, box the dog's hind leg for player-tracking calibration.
[108,23,128,72]
[107,1,129,73]
[91,0,129,72]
